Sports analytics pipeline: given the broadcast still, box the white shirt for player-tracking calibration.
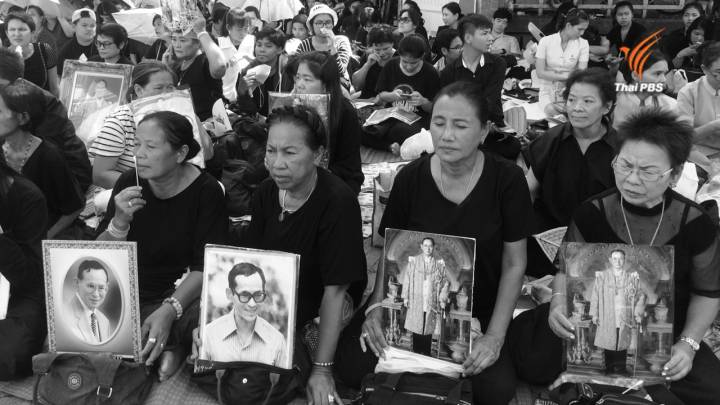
[535,33,589,108]
[677,76,720,128]
[613,92,683,129]
[218,35,256,102]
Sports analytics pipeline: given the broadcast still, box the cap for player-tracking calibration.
[306,4,337,31]
[72,8,97,24]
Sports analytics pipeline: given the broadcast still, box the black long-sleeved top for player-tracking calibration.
[440,52,507,127]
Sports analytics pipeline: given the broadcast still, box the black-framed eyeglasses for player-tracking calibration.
[611,157,673,183]
[233,290,267,303]
[313,20,334,27]
[95,40,116,49]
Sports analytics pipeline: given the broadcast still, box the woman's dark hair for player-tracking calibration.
[255,27,287,49]
[434,28,460,52]
[126,61,177,101]
[367,25,395,46]
[267,105,328,151]
[433,81,489,125]
[700,40,720,66]
[0,47,24,82]
[493,7,513,21]
[400,8,421,29]
[98,23,128,47]
[442,2,463,18]
[244,6,261,20]
[26,5,46,27]
[286,51,342,138]
[685,16,714,43]
[398,33,427,58]
[5,12,36,32]
[211,2,229,23]
[562,68,617,115]
[152,14,162,25]
[138,111,200,162]
[620,49,668,83]
[0,79,46,132]
[402,1,425,29]
[611,1,634,21]
[557,8,590,32]
[291,13,309,30]
[616,107,693,173]
[682,1,706,18]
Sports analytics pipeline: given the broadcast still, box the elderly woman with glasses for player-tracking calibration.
[296,3,353,89]
[543,108,720,404]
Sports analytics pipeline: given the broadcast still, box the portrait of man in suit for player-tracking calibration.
[68,259,115,344]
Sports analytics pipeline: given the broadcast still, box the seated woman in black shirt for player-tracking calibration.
[98,111,228,381]
[0,161,48,380]
[362,81,533,405]
[547,108,720,404]
[165,16,226,121]
[524,68,617,278]
[238,105,375,400]
[661,2,704,66]
[352,25,396,99]
[606,1,646,57]
[671,16,712,70]
[5,12,59,96]
[0,80,84,238]
[285,51,364,194]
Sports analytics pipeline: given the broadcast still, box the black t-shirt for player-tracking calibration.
[330,99,364,195]
[57,37,99,75]
[23,140,84,229]
[661,28,687,66]
[378,153,534,322]
[244,169,367,327]
[525,122,618,231]
[606,21,647,55]
[88,55,134,65]
[23,43,57,91]
[565,189,720,336]
[0,175,47,301]
[174,54,223,121]
[375,57,441,116]
[358,55,384,99]
[100,169,229,301]
[144,39,168,61]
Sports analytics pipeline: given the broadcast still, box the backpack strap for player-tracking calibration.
[86,354,123,400]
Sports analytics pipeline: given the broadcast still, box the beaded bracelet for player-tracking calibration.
[312,361,334,368]
[163,296,183,320]
[107,218,129,239]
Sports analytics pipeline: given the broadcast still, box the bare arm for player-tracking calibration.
[199,33,227,79]
[681,295,720,347]
[526,167,540,203]
[47,67,60,97]
[352,57,378,92]
[485,239,527,340]
[92,155,123,189]
[315,284,349,363]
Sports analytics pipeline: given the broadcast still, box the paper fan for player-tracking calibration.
[533,226,568,262]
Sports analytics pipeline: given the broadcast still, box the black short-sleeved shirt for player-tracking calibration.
[174,54,223,121]
[88,55,134,65]
[24,43,57,91]
[525,122,618,231]
[244,169,367,327]
[375,57,441,116]
[100,169,229,301]
[358,56,384,99]
[565,189,720,336]
[0,175,47,301]
[606,21,647,55]
[661,28,687,66]
[378,153,534,322]
[144,39,168,61]
[23,140,84,229]
[57,38,99,75]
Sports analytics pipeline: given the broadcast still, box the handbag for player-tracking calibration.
[192,362,302,405]
[354,372,472,405]
[31,352,153,405]
[549,382,657,405]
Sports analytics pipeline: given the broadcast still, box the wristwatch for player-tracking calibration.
[679,335,700,351]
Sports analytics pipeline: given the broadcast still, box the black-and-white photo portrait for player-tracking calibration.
[43,241,141,360]
[197,245,299,370]
[561,242,674,383]
[382,229,476,365]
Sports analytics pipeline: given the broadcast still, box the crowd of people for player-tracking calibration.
[1,0,720,404]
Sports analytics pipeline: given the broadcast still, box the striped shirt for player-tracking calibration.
[88,105,136,172]
[202,311,288,368]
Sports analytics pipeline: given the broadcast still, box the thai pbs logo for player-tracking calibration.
[614,28,666,93]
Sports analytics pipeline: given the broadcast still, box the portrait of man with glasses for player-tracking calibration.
[201,262,288,366]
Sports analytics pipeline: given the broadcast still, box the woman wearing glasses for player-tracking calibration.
[547,108,720,404]
[239,105,375,404]
[88,23,133,65]
[296,4,353,90]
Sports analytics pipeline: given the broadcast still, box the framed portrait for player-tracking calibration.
[559,242,675,385]
[196,245,299,371]
[268,92,330,169]
[42,240,142,361]
[381,229,477,369]
[131,90,206,167]
[59,61,132,146]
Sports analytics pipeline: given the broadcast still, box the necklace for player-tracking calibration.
[279,171,317,222]
[439,154,479,199]
[620,196,665,245]
[2,136,38,173]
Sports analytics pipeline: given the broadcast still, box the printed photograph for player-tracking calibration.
[196,245,299,371]
[43,241,141,360]
[382,229,476,365]
[59,61,132,145]
[560,242,675,384]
